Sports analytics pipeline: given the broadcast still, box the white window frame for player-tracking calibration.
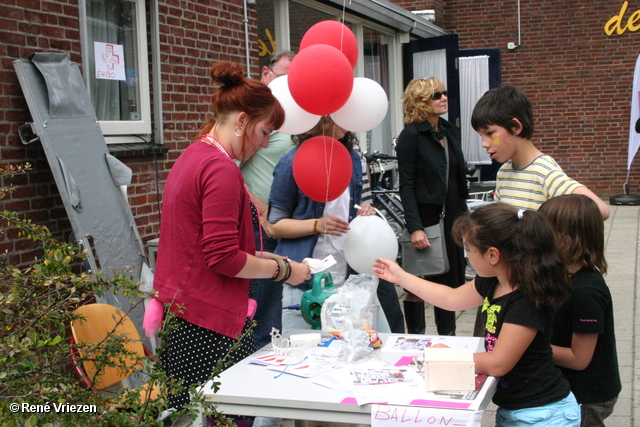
[78,0,152,140]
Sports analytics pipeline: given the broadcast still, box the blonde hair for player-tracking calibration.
[401,77,443,125]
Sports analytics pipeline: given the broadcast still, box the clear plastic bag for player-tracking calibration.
[320,274,381,348]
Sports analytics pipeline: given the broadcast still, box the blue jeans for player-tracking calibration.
[249,226,282,349]
[496,393,580,427]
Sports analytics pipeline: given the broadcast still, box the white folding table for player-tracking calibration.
[193,334,496,426]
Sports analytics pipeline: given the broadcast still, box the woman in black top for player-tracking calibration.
[396,77,469,335]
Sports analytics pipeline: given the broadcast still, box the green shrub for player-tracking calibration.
[0,164,247,426]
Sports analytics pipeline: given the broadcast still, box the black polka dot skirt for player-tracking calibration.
[160,316,256,409]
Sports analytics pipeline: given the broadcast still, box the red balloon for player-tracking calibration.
[288,44,354,116]
[300,20,359,69]
[293,136,353,202]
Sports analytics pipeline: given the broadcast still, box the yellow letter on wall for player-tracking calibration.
[605,1,629,35]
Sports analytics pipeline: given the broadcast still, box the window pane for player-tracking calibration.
[363,27,392,154]
[86,0,142,122]
[257,2,277,61]
[289,2,339,52]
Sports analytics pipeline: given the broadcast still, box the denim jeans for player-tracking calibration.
[249,226,282,349]
[496,392,581,427]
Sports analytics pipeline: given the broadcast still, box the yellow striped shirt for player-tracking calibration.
[495,155,582,210]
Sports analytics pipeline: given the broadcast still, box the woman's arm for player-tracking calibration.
[267,215,349,239]
[474,323,537,377]
[551,333,598,370]
[235,253,310,286]
[396,131,422,233]
[373,258,482,311]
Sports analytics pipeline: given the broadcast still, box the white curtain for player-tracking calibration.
[363,30,392,155]
[87,0,121,120]
[412,49,448,121]
[459,55,491,165]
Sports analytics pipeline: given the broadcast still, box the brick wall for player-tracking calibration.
[398,0,640,197]
[0,0,259,269]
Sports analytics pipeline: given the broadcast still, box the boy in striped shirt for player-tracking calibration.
[471,86,609,219]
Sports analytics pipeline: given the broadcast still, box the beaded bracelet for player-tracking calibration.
[313,219,320,235]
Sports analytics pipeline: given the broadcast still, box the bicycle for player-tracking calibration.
[363,151,405,238]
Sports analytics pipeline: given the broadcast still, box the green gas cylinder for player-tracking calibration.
[300,271,336,330]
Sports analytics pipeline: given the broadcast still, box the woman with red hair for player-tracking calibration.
[152,62,310,409]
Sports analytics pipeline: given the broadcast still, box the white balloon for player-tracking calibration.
[344,215,398,275]
[330,77,388,132]
[268,75,321,135]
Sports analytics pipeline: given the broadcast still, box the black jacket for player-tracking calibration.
[396,119,469,233]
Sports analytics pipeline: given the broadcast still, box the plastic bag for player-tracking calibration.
[320,274,381,348]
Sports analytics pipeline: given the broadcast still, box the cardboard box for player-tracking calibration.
[423,348,475,392]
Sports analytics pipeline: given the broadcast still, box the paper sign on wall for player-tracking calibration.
[94,41,126,81]
[371,404,482,427]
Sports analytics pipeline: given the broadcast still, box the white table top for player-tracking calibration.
[194,334,496,426]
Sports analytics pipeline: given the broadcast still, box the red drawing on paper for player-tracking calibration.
[101,44,120,71]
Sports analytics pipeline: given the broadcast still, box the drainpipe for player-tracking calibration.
[508,0,521,50]
[243,0,253,78]
[150,0,163,145]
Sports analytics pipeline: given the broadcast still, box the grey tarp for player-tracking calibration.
[13,52,148,350]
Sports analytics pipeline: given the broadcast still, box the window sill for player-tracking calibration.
[107,143,168,158]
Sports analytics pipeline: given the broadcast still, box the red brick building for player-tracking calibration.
[1,0,638,268]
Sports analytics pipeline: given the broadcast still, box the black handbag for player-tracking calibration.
[399,137,450,277]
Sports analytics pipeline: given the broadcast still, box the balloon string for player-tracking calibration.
[320,126,337,259]
[340,1,347,52]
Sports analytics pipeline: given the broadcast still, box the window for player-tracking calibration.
[362,27,392,154]
[79,0,151,138]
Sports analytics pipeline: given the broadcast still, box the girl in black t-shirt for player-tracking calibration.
[540,194,620,427]
[373,202,580,426]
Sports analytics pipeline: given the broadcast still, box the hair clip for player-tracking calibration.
[517,209,525,220]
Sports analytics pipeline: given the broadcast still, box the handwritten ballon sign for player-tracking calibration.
[371,404,482,427]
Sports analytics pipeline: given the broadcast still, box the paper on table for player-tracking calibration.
[249,351,304,366]
[313,358,390,391]
[349,367,423,405]
[317,356,494,410]
[266,360,336,378]
[313,367,353,391]
[381,335,484,354]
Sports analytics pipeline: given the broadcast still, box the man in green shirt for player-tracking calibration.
[241,50,296,349]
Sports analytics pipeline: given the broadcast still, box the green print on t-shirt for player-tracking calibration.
[482,297,502,334]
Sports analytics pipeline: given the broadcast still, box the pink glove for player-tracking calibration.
[143,298,164,337]
[247,298,257,320]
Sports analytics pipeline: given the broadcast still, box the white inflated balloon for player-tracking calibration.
[268,75,321,135]
[330,77,388,132]
[344,215,398,275]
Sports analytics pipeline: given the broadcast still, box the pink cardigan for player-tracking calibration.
[153,140,255,339]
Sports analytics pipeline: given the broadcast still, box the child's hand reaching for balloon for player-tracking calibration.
[373,258,405,284]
